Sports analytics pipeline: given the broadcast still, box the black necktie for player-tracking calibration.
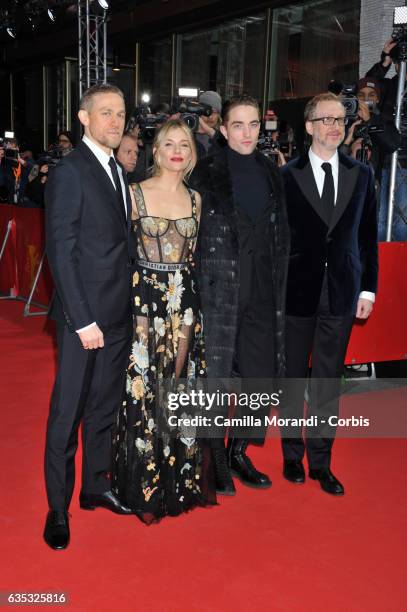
[321,162,335,223]
[108,157,126,219]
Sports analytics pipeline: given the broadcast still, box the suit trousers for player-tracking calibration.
[210,291,275,449]
[45,320,132,510]
[281,273,354,469]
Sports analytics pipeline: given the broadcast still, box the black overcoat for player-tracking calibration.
[189,148,290,379]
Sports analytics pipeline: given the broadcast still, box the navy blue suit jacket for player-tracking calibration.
[45,141,134,331]
[280,152,378,317]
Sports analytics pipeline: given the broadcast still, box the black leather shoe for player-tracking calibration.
[43,510,70,550]
[283,459,305,483]
[212,448,236,496]
[79,490,132,514]
[228,440,271,489]
[309,468,345,496]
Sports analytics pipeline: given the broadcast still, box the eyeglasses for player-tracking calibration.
[310,116,348,126]
[58,138,70,144]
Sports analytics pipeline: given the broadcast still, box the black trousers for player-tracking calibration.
[281,276,354,469]
[211,294,275,448]
[45,320,132,510]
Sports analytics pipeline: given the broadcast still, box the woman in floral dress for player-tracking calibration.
[112,119,217,524]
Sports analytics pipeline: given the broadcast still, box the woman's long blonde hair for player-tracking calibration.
[152,119,197,180]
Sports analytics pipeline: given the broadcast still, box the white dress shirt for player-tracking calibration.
[82,134,127,213]
[308,147,375,304]
[76,136,128,334]
[309,147,339,203]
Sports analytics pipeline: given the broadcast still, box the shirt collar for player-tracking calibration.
[82,134,114,166]
[309,147,339,173]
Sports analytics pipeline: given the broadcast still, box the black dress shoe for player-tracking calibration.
[79,490,132,514]
[212,448,236,496]
[283,459,305,484]
[309,468,345,496]
[228,440,271,489]
[43,510,70,550]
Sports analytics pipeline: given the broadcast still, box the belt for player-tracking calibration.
[137,259,188,272]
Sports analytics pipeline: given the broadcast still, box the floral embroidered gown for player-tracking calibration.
[112,183,216,524]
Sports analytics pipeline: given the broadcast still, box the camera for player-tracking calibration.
[126,106,168,144]
[36,144,70,176]
[171,98,212,132]
[328,80,359,120]
[258,119,291,161]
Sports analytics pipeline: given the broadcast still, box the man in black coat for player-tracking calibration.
[280,92,378,495]
[44,84,135,550]
[189,95,290,495]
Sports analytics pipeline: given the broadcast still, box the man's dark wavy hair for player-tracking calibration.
[221,95,261,124]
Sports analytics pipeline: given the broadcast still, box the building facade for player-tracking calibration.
[0,0,398,153]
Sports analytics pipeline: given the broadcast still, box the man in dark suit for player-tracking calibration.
[190,96,289,495]
[280,92,378,495]
[44,83,135,550]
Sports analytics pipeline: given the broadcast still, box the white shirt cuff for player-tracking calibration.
[76,322,97,333]
[359,291,375,303]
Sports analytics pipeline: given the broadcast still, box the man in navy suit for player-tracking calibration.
[280,92,378,495]
[44,84,135,549]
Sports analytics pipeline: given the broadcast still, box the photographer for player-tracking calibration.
[365,40,407,240]
[25,134,74,208]
[195,91,225,158]
[0,136,32,204]
[258,109,291,167]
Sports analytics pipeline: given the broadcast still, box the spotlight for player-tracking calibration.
[112,49,121,72]
[47,9,56,22]
[6,27,16,39]
[141,93,151,104]
[98,0,109,9]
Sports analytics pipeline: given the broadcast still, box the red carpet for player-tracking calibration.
[0,300,406,611]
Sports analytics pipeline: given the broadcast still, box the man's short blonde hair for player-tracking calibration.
[304,92,344,122]
[79,83,124,112]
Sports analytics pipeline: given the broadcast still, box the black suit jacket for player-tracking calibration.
[45,141,133,331]
[280,152,378,317]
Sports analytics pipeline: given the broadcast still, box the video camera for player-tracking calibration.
[171,90,212,132]
[391,6,407,61]
[126,105,168,144]
[328,81,359,120]
[35,144,72,178]
[258,118,291,162]
[0,132,20,166]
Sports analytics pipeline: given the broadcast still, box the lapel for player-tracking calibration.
[255,150,279,196]
[117,159,132,225]
[77,141,127,227]
[328,154,360,234]
[289,152,360,230]
[289,154,330,225]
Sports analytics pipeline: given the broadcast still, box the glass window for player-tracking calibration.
[12,68,43,154]
[139,37,172,108]
[107,66,136,114]
[47,62,66,147]
[268,0,360,101]
[177,13,266,101]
